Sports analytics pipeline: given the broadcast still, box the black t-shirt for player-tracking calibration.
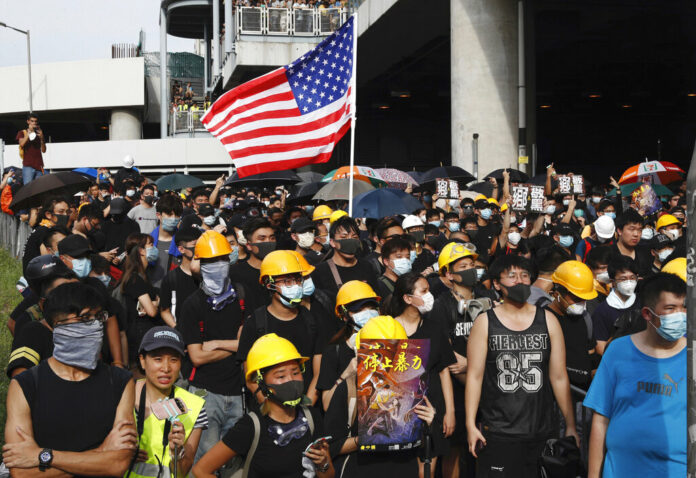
[222,407,324,478]
[229,260,269,319]
[10,292,39,322]
[311,259,380,297]
[22,225,49,274]
[426,275,450,301]
[546,308,596,390]
[609,243,652,278]
[7,321,53,377]
[122,275,162,360]
[472,222,500,255]
[412,249,436,275]
[159,267,199,314]
[316,341,354,391]
[374,275,395,300]
[15,361,131,452]
[101,217,140,255]
[12,303,43,337]
[303,249,326,266]
[179,289,244,396]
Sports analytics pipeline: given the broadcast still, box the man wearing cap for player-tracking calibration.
[553,223,577,257]
[648,233,675,276]
[291,217,324,265]
[102,198,140,260]
[472,197,500,257]
[404,214,434,275]
[575,215,615,263]
[58,235,93,279]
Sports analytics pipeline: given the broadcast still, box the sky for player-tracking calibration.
[0,0,195,67]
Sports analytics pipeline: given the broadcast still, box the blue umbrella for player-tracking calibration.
[351,188,423,219]
[72,167,98,178]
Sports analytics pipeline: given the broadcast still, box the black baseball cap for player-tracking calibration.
[651,233,672,249]
[139,326,186,356]
[198,203,215,217]
[58,235,92,258]
[109,198,128,215]
[290,217,316,234]
[553,223,575,236]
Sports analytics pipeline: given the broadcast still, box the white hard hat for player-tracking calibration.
[594,215,615,240]
[123,154,135,169]
[402,214,424,230]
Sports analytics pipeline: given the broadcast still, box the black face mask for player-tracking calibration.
[409,231,425,243]
[453,269,479,287]
[426,235,439,248]
[335,238,362,255]
[466,229,478,240]
[142,195,154,205]
[267,379,304,407]
[252,241,276,259]
[54,214,69,227]
[502,283,531,304]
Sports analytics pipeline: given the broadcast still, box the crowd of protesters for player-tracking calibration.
[0,151,688,478]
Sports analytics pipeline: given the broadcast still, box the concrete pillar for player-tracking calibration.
[160,5,168,138]
[203,23,209,93]
[225,0,233,54]
[110,109,142,140]
[213,0,221,79]
[450,0,518,179]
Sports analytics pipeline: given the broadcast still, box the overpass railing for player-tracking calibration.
[171,110,210,136]
[1,213,31,259]
[237,7,347,36]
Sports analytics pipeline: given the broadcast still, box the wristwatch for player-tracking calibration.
[317,461,330,473]
[38,448,53,471]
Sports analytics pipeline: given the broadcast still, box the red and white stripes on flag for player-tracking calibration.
[201,16,355,178]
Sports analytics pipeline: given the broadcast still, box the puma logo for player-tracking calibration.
[664,374,683,393]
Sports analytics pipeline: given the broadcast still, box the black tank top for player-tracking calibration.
[479,306,555,439]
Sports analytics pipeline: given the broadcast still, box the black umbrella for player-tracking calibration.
[296,171,324,184]
[287,181,324,204]
[10,172,91,211]
[156,173,204,191]
[416,166,476,191]
[224,170,302,188]
[465,181,495,197]
[484,168,529,183]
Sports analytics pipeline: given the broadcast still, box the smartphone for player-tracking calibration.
[304,436,332,454]
[151,397,188,421]
[116,251,127,262]
[475,424,485,454]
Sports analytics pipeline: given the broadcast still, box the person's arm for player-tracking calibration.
[306,354,322,406]
[18,130,29,148]
[105,315,125,368]
[588,412,608,478]
[498,203,511,248]
[545,163,555,196]
[489,177,499,200]
[138,292,159,318]
[465,313,488,457]
[208,175,226,207]
[168,424,202,477]
[187,343,233,367]
[561,198,576,224]
[545,311,578,444]
[528,213,544,238]
[37,129,46,153]
[322,357,356,412]
[201,339,239,353]
[448,351,467,386]
[609,176,623,213]
[440,367,455,438]
[191,441,237,478]
[160,308,176,328]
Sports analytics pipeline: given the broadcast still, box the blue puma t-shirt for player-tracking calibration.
[584,335,686,477]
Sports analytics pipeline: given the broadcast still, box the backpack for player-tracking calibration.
[538,436,584,478]
[253,305,317,344]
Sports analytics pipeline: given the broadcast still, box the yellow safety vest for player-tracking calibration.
[127,383,205,478]
[178,104,189,112]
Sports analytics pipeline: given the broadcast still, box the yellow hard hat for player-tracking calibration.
[335,280,380,315]
[194,230,232,259]
[438,242,478,276]
[487,197,500,207]
[661,257,686,282]
[245,333,309,382]
[474,194,487,202]
[259,250,306,284]
[551,260,598,300]
[312,205,333,221]
[288,250,316,277]
[356,315,407,349]
[656,214,680,231]
[500,203,509,212]
[330,210,348,223]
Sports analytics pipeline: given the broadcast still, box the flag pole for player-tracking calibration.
[348,12,357,217]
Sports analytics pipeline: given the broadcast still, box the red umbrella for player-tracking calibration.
[618,160,685,185]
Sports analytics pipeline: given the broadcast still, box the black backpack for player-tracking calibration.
[539,436,585,478]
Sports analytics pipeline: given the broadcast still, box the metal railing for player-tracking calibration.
[236,7,348,36]
[170,109,209,135]
[0,213,31,259]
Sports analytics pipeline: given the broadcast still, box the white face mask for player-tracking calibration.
[657,248,674,263]
[412,291,434,314]
[665,229,680,241]
[297,232,315,249]
[236,230,247,246]
[566,301,586,316]
[507,232,521,246]
[596,271,611,284]
[615,279,637,297]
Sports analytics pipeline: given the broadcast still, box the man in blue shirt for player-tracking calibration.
[585,272,686,478]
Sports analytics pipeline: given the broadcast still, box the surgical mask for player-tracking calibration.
[126,189,136,197]
[657,248,674,263]
[565,301,586,316]
[412,292,434,314]
[264,200,270,207]
[302,278,315,296]
[146,246,159,263]
[268,379,304,407]
[53,320,104,371]
[252,241,276,259]
[161,217,179,232]
[574,209,584,218]
[510,215,517,224]
[476,268,485,281]
[419,215,427,223]
[605,212,616,220]
[97,274,111,288]
[409,230,425,243]
[390,258,412,276]
[297,232,315,249]
[641,227,654,241]
[279,284,303,307]
[649,310,687,342]
[503,283,531,303]
[596,271,611,284]
[449,199,459,208]
[200,261,231,296]
[508,232,521,246]
[410,250,418,264]
[448,222,461,232]
[352,308,379,330]
[563,199,570,206]
[204,215,217,226]
[54,214,69,227]
[615,280,637,297]
[480,209,492,220]
[592,197,601,204]
[545,205,556,215]
[229,246,239,264]
[428,220,441,228]
[71,257,92,278]
[335,238,361,255]
[559,235,574,248]
[142,195,154,205]
[320,234,330,246]
[665,229,680,241]
[237,230,247,246]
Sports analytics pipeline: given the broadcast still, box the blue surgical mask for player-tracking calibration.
[279,284,304,307]
[390,257,412,277]
[352,308,379,330]
[428,220,441,228]
[448,222,461,232]
[410,250,417,264]
[559,235,574,248]
[229,246,239,264]
[605,212,616,220]
[204,215,217,226]
[305,205,315,215]
[71,257,92,278]
[545,205,556,215]
[302,278,316,297]
[97,274,111,288]
[574,209,584,218]
[649,310,686,341]
[162,217,179,232]
[146,246,159,263]
[480,209,492,220]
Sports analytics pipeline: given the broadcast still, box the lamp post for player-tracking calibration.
[0,22,33,112]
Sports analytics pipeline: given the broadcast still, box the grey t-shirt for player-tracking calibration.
[127,205,158,234]
[148,240,172,288]
[527,285,552,308]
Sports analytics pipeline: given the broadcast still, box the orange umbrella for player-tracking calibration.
[321,166,387,187]
[618,160,685,185]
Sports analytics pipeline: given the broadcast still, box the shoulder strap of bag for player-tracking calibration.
[378,276,395,293]
[301,405,315,435]
[255,307,267,337]
[327,259,343,289]
[346,377,357,429]
[241,412,262,478]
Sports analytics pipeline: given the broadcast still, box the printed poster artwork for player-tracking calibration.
[357,339,430,452]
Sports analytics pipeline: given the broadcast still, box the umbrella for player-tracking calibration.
[484,168,529,183]
[225,170,302,188]
[375,168,420,190]
[72,167,98,178]
[417,166,476,191]
[313,178,375,201]
[322,166,387,187]
[288,181,324,202]
[155,173,204,191]
[607,182,673,197]
[10,172,91,210]
[351,188,423,219]
[465,181,495,197]
[297,171,324,184]
[618,160,685,185]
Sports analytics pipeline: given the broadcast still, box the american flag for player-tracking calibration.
[201,15,355,177]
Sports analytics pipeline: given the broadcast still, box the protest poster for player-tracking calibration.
[557,174,585,195]
[357,339,430,452]
[632,184,662,216]
[511,184,530,211]
[436,179,460,199]
[529,185,545,213]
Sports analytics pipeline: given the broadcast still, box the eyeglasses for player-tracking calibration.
[273,276,303,287]
[54,310,109,327]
